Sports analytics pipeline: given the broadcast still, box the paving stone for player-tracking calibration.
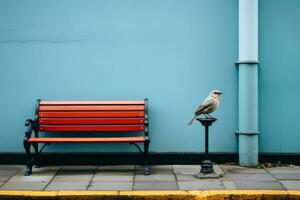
[0,170,19,176]
[135,168,173,175]
[173,165,200,175]
[18,166,60,175]
[220,165,267,174]
[222,181,237,190]
[228,173,277,181]
[93,173,133,181]
[0,165,24,170]
[135,174,176,182]
[45,181,88,190]
[176,174,201,181]
[8,174,54,182]
[233,180,285,190]
[134,181,178,190]
[0,181,48,190]
[0,182,4,187]
[0,176,11,182]
[89,181,133,190]
[57,170,93,175]
[136,165,172,170]
[280,180,300,190]
[271,173,300,180]
[268,169,300,174]
[32,166,61,171]
[53,174,94,182]
[62,165,97,170]
[178,180,225,190]
[213,165,225,175]
[97,165,135,171]
[173,165,200,169]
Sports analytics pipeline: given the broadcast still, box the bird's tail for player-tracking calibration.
[188,115,197,125]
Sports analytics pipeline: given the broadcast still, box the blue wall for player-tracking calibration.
[3,0,300,154]
[0,0,238,153]
[259,0,300,153]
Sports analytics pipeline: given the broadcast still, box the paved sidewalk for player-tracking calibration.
[0,164,299,191]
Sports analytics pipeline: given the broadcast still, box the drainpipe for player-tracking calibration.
[236,0,259,166]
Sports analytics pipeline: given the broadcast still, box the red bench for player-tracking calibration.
[23,99,150,175]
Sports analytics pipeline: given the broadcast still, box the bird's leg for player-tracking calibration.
[207,114,213,118]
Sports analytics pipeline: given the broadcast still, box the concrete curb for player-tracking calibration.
[0,190,300,200]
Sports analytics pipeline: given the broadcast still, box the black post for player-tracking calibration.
[196,118,216,174]
[205,125,209,159]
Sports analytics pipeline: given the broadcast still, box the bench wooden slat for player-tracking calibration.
[39,118,144,125]
[39,111,144,118]
[39,125,144,132]
[39,105,144,111]
[40,100,145,105]
[28,136,146,143]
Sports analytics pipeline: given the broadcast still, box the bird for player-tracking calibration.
[188,90,222,125]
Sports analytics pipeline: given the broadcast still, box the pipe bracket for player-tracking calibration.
[235,60,259,65]
[235,130,259,135]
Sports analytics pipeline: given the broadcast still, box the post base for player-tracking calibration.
[194,172,222,179]
[200,159,214,173]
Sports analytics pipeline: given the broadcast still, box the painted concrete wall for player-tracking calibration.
[0,0,238,153]
[259,0,300,153]
[1,0,299,154]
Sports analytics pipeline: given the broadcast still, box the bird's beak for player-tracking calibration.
[217,92,222,95]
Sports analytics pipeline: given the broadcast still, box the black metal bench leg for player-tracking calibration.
[33,143,40,168]
[23,141,32,176]
[144,140,150,175]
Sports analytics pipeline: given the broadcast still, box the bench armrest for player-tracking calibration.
[25,119,35,138]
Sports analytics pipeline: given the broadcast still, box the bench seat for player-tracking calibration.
[28,136,146,143]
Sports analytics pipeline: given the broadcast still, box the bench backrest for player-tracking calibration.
[35,99,148,134]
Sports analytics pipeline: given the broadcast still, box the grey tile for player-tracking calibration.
[136,165,172,170]
[0,176,11,182]
[173,165,200,169]
[174,165,223,175]
[228,173,277,181]
[0,165,24,170]
[0,170,18,176]
[176,174,200,181]
[271,173,300,180]
[173,165,200,175]
[45,181,88,190]
[8,174,54,182]
[135,174,176,182]
[89,181,133,190]
[222,181,237,190]
[135,168,173,175]
[221,165,267,174]
[280,180,300,190]
[97,165,135,171]
[178,180,225,190]
[32,166,61,172]
[0,181,48,190]
[151,165,173,170]
[53,174,94,182]
[57,170,93,175]
[93,173,133,181]
[134,181,178,190]
[62,165,97,170]
[18,166,60,176]
[213,165,225,175]
[267,169,300,174]
[234,180,285,190]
